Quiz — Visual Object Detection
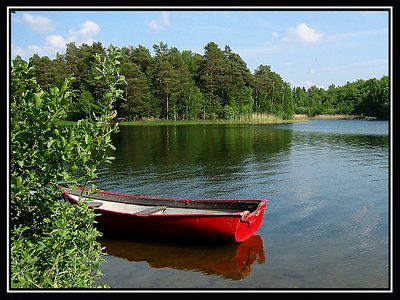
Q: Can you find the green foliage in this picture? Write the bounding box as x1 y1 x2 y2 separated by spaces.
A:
76 89 99 119
301 77 389 119
293 87 308 114
11 202 107 288
10 45 125 288
282 82 295 119
28 53 68 90
25 41 389 121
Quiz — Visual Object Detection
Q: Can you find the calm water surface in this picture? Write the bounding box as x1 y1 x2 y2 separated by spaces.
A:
94 120 390 290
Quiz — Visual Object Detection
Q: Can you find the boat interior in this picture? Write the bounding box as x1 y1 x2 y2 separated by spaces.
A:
62 187 262 215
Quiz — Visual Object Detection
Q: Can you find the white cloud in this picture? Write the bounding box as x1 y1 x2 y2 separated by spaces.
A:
68 20 101 44
80 38 97 45
21 13 54 33
241 22 324 58
15 20 101 59
45 35 67 50
79 20 101 35
23 37 67 59
287 23 324 44
147 13 170 31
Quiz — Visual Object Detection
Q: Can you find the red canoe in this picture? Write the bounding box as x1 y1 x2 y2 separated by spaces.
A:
61 187 268 242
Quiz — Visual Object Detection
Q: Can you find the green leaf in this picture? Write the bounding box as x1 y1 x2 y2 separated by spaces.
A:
34 94 42 108
16 176 22 188
60 79 68 93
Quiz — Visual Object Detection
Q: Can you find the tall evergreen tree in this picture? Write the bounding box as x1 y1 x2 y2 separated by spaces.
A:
199 42 229 118
150 42 180 120
120 61 156 119
253 64 274 114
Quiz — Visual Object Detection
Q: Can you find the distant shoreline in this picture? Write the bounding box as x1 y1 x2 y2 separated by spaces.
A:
294 114 378 120
118 113 307 126
59 114 383 128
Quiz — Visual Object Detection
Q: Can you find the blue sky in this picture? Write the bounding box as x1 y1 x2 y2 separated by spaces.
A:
9 7 390 89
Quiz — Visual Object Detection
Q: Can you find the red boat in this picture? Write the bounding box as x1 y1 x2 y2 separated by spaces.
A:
61 187 268 242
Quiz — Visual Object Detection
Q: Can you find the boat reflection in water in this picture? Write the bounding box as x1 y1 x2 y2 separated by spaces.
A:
99 234 266 280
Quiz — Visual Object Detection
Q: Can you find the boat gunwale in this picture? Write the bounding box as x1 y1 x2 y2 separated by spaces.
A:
61 187 267 218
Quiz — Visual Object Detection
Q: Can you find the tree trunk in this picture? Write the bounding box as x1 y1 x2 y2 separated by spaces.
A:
166 94 169 120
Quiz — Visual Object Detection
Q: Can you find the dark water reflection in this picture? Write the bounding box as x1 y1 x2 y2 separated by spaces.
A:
110 124 293 175
99 235 265 281
95 120 389 289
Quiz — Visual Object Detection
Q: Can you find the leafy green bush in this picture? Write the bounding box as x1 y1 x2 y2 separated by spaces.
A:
10 45 125 288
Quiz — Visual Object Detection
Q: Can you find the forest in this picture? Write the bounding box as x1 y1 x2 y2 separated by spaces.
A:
13 41 390 121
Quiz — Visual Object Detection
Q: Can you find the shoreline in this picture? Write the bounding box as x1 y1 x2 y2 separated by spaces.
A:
295 114 378 120
119 118 307 126
120 114 378 126
59 114 382 127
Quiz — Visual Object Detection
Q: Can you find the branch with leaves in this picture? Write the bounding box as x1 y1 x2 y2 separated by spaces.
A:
10 45 125 288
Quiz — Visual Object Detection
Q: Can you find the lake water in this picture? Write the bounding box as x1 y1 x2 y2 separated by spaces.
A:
94 120 390 291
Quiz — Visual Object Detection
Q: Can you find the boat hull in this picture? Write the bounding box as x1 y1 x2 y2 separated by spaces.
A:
96 209 264 242
61 187 267 242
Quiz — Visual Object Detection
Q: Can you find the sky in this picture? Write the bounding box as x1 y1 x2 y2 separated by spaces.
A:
8 7 390 89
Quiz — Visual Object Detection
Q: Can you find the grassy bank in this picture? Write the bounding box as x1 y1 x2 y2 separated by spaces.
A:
58 113 380 128
58 114 309 127
121 114 308 126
